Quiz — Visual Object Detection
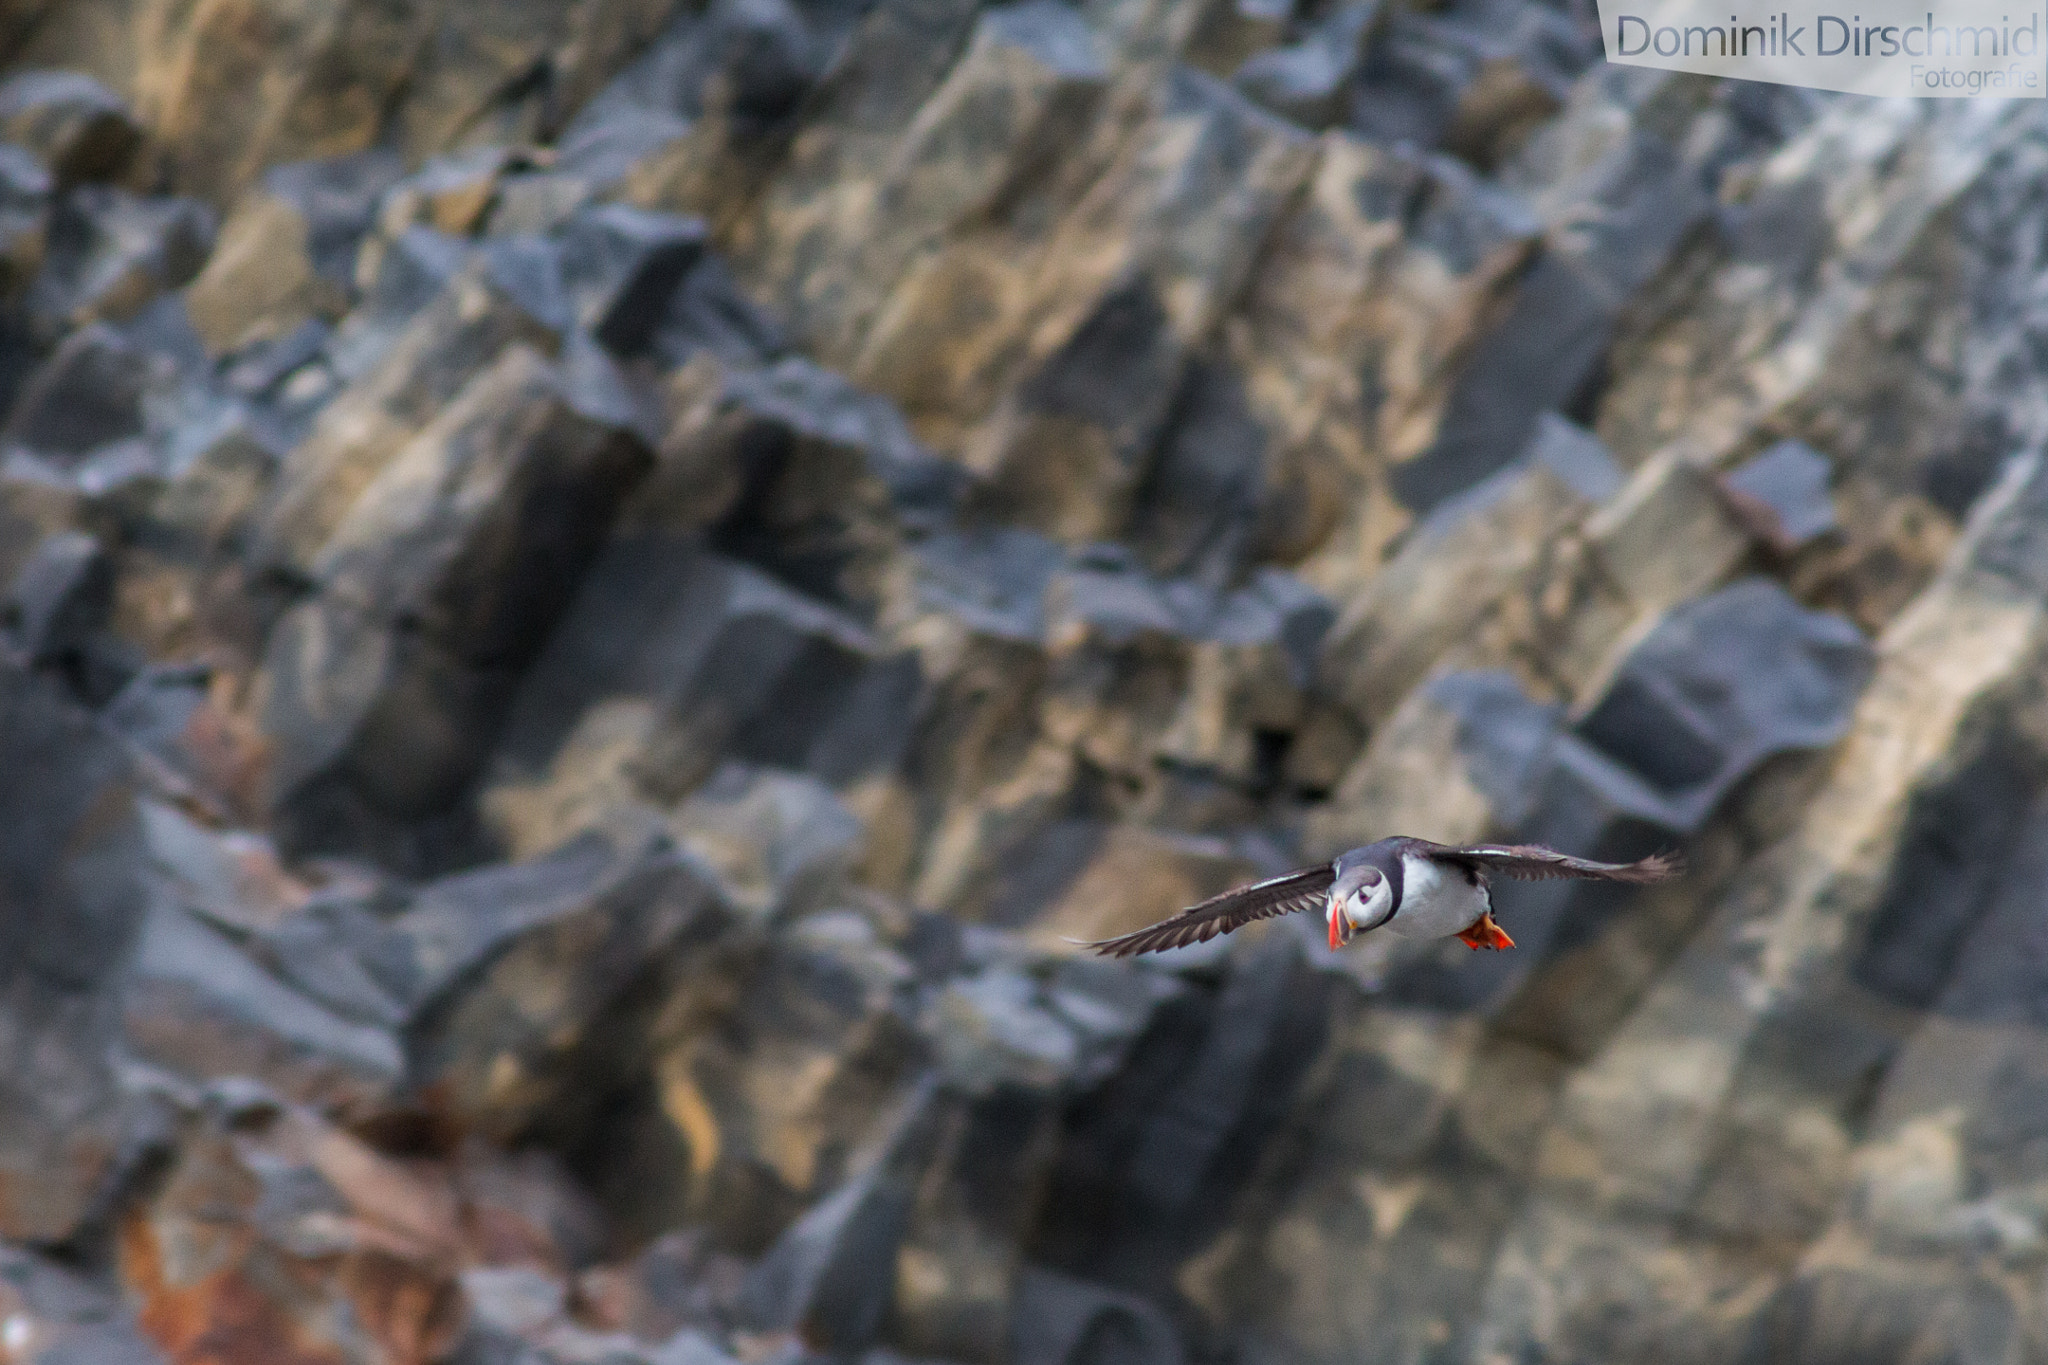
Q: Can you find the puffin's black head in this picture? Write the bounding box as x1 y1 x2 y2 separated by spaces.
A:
1326 842 1400 948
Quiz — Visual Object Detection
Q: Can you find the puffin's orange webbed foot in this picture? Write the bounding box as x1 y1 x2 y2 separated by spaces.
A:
1456 912 1515 951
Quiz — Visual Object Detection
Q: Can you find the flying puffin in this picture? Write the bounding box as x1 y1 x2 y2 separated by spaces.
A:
1083 838 1682 958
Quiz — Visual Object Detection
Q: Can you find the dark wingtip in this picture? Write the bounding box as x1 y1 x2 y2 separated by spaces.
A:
1633 850 1685 881
1067 933 1146 958
1077 925 1202 958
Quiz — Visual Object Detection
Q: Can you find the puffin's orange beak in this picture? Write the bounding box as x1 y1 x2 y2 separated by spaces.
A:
1328 903 1349 950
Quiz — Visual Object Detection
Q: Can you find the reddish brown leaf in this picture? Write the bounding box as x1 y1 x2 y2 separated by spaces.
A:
122 1217 348 1365
340 1251 466 1365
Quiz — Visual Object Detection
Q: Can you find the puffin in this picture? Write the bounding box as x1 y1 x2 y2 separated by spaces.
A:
1083 837 1681 958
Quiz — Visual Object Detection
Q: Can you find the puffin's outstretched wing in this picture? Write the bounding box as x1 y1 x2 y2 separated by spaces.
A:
1429 843 1683 883
1081 865 1335 958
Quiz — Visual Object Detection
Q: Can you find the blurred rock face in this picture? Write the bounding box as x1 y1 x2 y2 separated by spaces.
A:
0 3 2042 1364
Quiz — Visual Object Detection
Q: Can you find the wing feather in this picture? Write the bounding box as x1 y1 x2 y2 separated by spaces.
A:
1081 865 1334 958
1428 842 1683 883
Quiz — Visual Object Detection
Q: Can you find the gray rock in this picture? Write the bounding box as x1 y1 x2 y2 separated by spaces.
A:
700 0 829 132
461 1264 568 1339
1524 410 1624 503
406 837 729 1139
1010 1270 1183 1365
594 1233 751 1343
121 898 405 1112
1049 547 1331 668
1721 438 1838 552
1390 252 1607 511
2 529 108 664
0 72 141 187
1821 797 2048 1266
0 1243 167 1364
482 206 711 363
0 973 145 1245
479 234 578 337
376 146 514 237
442 1327 555 1365
486 172 608 239
650 255 788 369
720 355 960 531
1851 741 2044 1013
136 797 315 933
259 149 408 292
669 763 865 921
1005 272 1182 518
148 405 285 556
930 967 1082 1095
1121 930 1328 1220
560 203 709 355
222 317 330 399
737 1079 946 1353
585 895 924 1247
38 1323 170 1365
1 322 146 460
887 1081 1067 1361
261 892 411 1029
1738 1266 2018 1365
255 593 511 859
25 185 215 339
549 109 693 190
1574 577 1874 825
1212 568 1336 688
98 665 212 796
326 225 473 382
907 527 1065 642
1422 669 1567 826
252 258 569 585
566 8 716 128
1371 581 1870 1014
1399 575 1871 857
492 538 920 816
978 0 1108 76
259 344 650 849
1125 352 1269 583
558 329 666 446
0 660 151 1241
382 830 655 1013
1231 2 1379 128
101 663 205 734
1348 0 1592 161
1393 129 1709 510
0 143 49 300
650 1331 744 1365
1047 955 1190 1090
0 659 148 990
957 64 1313 544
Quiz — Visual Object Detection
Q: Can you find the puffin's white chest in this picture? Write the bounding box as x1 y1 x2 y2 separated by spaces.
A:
1382 855 1490 939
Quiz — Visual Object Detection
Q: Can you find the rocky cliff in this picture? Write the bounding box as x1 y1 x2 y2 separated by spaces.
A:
0 1 2043 1362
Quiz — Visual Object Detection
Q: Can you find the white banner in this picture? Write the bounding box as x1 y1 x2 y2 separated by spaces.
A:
1591 0 2048 96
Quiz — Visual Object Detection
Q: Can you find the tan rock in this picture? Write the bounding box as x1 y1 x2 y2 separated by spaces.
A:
131 0 429 204
184 189 343 356
254 264 561 577
1463 448 2048 1359
1318 454 1601 736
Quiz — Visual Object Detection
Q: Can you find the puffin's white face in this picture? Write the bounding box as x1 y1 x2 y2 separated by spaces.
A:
1327 866 1391 948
